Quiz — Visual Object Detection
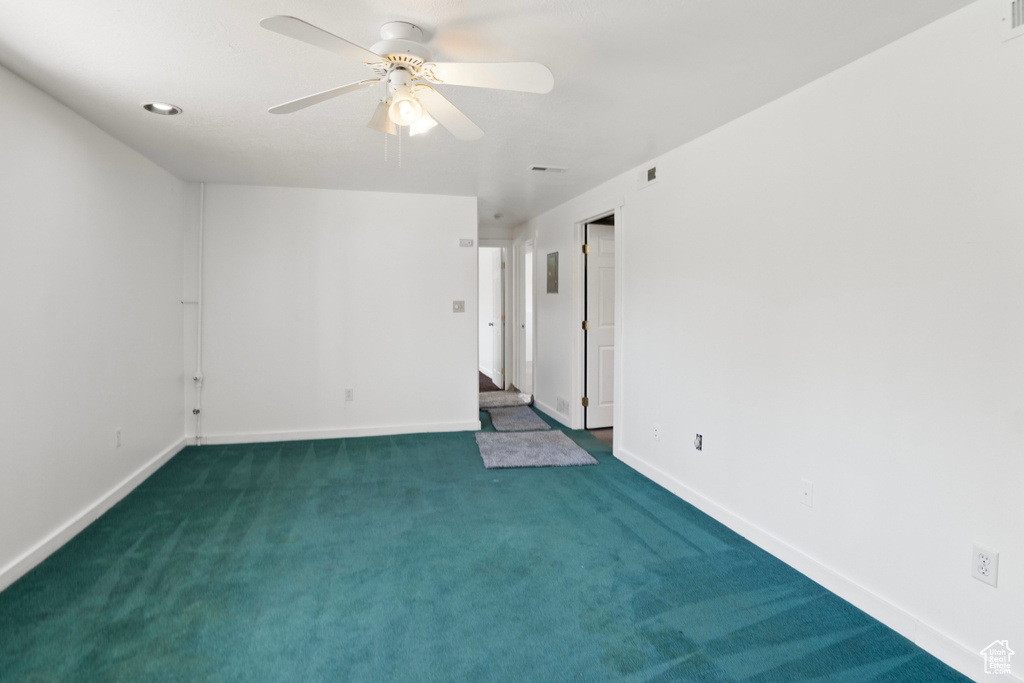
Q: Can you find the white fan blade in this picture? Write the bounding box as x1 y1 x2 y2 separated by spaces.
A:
415 87 484 141
367 101 397 135
423 62 553 94
260 15 383 65
269 80 378 114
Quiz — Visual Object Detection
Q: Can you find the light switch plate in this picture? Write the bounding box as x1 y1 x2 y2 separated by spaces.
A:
459 238 474 247
800 479 813 507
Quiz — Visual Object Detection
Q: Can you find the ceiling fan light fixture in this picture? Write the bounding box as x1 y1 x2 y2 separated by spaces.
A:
260 16 554 141
367 100 397 135
388 87 422 126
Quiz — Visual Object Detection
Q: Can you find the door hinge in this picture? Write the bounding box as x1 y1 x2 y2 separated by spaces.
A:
501 261 506 269
501 367 505 375
582 243 590 254
501 315 505 323
582 397 589 407
582 320 589 331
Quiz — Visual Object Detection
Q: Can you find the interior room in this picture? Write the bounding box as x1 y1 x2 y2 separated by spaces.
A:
1 1 1020 680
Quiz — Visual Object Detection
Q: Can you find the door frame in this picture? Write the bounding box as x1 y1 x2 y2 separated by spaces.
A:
512 238 535 395
572 206 624 433
479 239 513 389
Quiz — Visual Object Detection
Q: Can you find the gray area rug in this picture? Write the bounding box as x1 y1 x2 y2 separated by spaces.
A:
475 431 598 469
488 406 552 432
479 391 533 410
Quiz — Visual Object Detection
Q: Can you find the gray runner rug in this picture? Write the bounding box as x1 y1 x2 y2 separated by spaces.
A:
488 406 551 432
479 391 533 410
475 431 598 469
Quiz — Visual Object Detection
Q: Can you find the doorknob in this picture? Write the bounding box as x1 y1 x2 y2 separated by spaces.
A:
488 322 494 327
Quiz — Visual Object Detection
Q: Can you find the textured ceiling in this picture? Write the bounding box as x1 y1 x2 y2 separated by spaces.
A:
0 0 974 230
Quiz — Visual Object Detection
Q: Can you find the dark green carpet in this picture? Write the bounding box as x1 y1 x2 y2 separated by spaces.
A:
0 410 968 681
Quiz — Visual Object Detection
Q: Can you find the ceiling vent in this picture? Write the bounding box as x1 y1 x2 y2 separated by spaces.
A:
529 165 568 173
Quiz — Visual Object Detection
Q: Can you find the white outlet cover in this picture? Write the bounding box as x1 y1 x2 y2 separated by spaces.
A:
972 544 998 587
652 423 661 441
800 479 813 507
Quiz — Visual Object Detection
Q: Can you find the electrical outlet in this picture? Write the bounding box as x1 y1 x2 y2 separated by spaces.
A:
800 479 813 507
345 389 354 401
694 434 702 451
115 428 122 448
972 544 999 587
653 424 661 441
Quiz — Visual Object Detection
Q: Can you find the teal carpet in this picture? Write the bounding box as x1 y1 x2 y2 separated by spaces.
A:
0 410 968 681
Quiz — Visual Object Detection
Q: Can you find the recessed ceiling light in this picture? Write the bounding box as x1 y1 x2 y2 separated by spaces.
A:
143 102 182 116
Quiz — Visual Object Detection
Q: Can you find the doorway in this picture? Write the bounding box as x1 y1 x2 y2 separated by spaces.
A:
478 246 505 391
518 241 534 396
584 215 615 431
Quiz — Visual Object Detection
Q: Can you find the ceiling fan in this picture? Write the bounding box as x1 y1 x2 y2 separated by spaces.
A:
260 16 554 141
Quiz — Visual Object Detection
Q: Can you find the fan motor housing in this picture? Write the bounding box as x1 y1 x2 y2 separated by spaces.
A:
371 22 431 64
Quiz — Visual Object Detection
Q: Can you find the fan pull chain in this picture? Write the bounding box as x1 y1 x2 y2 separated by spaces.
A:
398 126 403 169
383 129 389 163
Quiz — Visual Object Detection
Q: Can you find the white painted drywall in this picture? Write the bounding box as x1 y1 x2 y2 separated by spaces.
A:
516 2 1023 678
478 248 495 375
181 183 202 439
194 184 479 442
0 65 186 587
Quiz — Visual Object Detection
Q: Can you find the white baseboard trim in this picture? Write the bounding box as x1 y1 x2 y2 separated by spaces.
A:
533 400 569 427
614 446 1008 683
195 420 482 446
0 437 187 593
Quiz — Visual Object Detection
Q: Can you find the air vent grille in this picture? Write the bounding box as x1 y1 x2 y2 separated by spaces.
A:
529 165 568 173
636 165 658 189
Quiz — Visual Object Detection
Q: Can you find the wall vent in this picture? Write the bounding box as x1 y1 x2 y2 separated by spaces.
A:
636 165 659 189
529 165 568 173
1003 1 1024 41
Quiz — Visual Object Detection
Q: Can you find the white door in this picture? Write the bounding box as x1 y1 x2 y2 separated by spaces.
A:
490 248 504 389
585 224 614 428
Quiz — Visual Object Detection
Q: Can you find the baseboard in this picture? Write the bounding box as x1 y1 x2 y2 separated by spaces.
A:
533 400 569 427
196 419 482 446
0 437 187 593
614 446 1011 683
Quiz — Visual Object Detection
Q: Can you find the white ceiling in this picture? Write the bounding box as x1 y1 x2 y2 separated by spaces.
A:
0 0 974 231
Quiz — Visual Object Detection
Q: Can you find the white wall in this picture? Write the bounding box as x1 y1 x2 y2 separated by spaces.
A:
517 3 1022 679
0 65 187 589
194 184 479 443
